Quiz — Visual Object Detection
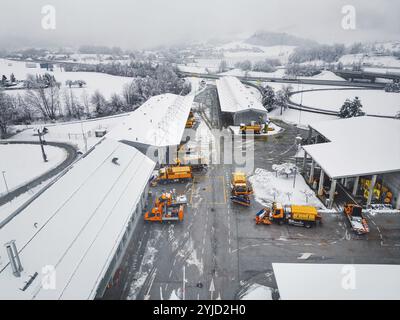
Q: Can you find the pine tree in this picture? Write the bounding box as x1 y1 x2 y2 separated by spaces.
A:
339 97 365 118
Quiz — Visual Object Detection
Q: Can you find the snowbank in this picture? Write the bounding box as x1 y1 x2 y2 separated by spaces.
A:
239 284 274 300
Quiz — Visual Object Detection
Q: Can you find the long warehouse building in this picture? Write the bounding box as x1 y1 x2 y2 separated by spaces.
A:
0 138 155 299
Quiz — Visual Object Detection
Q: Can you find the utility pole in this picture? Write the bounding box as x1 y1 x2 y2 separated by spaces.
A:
2 171 9 194
80 121 88 153
37 129 48 162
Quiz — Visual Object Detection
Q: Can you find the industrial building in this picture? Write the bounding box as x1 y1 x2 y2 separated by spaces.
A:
0 138 155 299
108 93 194 164
216 76 268 126
301 116 400 209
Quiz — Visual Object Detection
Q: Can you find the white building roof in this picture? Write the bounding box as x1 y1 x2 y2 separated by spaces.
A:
303 116 400 179
107 93 194 147
216 76 267 114
273 263 400 300
0 138 155 299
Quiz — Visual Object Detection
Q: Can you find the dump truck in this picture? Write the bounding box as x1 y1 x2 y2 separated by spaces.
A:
239 122 262 134
144 191 187 223
255 202 321 228
157 166 193 184
343 203 369 235
230 172 253 206
185 111 196 128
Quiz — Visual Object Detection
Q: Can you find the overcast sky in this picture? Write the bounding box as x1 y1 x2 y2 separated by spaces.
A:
1 0 399 49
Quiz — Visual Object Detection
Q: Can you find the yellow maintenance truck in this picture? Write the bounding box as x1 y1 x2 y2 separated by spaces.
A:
185 111 196 128
255 202 321 228
239 122 262 134
230 172 253 206
156 166 193 184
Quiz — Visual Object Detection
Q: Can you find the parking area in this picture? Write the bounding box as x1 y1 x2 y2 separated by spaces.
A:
103 85 400 300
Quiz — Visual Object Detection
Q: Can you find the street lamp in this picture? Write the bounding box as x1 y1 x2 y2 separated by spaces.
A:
2 171 9 195
37 128 48 162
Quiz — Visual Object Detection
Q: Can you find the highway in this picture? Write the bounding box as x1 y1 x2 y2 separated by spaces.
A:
177 71 387 89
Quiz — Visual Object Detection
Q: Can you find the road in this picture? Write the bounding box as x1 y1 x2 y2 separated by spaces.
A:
177 71 387 89
103 85 400 300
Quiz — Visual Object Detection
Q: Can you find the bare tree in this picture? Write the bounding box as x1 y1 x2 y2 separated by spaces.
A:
24 74 61 120
0 90 15 138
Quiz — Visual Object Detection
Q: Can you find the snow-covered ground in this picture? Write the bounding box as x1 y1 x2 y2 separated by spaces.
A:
299 70 346 82
216 42 296 65
269 108 337 130
249 168 325 209
339 54 400 68
10 113 134 151
0 144 67 196
291 89 400 117
1 58 134 105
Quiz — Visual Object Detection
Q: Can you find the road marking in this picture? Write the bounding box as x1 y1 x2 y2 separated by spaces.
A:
144 269 157 300
169 270 173 278
298 253 313 260
209 278 215 300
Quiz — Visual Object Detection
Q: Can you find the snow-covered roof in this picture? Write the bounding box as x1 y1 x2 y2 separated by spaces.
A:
0 138 155 299
107 93 194 147
273 263 400 300
303 116 400 179
216 76 267 114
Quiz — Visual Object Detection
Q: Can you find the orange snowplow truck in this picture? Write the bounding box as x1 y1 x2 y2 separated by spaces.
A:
158 166 193 183
256 202 321 228
144 192 186 222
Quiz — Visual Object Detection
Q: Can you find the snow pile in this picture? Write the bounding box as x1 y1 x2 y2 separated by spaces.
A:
239 284 274 300
249 168 324 208
308 71 346 81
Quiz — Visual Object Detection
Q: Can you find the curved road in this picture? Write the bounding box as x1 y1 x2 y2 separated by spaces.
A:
0 140 78 207
287 87 398 119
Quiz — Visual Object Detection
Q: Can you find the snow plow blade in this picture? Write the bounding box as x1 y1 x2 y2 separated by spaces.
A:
231 195 250 207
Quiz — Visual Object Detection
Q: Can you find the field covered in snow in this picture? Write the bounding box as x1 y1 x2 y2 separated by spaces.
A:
0 144 66 195
0 58 134 105
291 89 400 117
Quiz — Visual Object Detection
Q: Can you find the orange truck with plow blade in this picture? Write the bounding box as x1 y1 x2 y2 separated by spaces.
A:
144 192 187 223
255 202 322 228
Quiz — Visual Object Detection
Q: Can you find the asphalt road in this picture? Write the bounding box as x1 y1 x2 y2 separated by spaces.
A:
103 85 400 300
